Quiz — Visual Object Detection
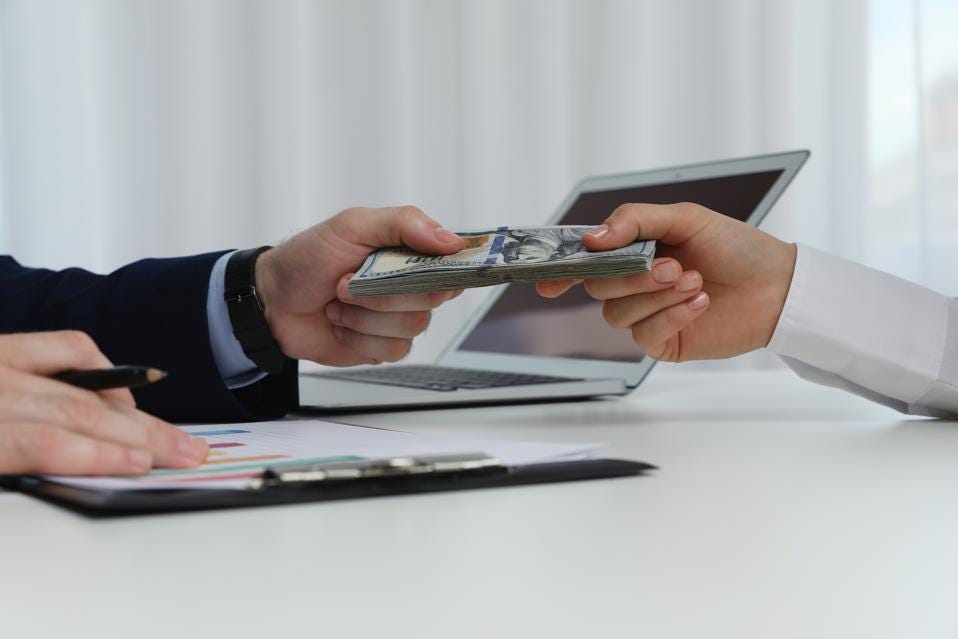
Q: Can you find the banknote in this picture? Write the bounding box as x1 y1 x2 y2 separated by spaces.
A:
348 225 655 296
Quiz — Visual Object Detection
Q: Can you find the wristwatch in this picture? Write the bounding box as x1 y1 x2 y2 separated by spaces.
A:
224 246 288 375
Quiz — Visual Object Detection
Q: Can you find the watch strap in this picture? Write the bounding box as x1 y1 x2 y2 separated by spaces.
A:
224 247 288 375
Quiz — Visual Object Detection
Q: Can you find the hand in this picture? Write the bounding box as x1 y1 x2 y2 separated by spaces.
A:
537 203 796 361
254 206 466 366
0 331 209 474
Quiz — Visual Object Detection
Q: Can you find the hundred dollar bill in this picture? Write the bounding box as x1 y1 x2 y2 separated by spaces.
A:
348 226 655 296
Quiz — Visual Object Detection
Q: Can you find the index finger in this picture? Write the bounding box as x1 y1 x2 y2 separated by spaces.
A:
0 331 135 407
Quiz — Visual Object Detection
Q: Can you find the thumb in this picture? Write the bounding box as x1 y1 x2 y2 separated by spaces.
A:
582 203 711 251
338 206 466 255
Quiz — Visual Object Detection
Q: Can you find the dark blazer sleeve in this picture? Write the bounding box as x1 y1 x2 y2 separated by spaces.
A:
0 253 298 422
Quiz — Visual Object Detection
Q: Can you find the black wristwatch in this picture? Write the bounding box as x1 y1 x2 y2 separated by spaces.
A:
224 247 288 375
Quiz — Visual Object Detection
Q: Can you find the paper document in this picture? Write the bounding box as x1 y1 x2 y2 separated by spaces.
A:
47 420 600 491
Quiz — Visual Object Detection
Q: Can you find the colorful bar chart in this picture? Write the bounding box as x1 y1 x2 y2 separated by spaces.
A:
189 429 251 436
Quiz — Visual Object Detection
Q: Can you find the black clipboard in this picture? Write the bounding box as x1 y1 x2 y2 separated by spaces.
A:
0 454 655 517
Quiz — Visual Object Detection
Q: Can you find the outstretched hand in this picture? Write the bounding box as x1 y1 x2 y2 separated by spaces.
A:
255 206 466 367
537 203 796 362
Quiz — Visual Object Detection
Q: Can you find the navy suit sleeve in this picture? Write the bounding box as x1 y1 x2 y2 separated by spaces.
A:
0 254 298 421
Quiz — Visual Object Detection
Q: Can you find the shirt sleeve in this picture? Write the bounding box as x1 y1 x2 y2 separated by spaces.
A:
206 251 269 390
767 244 958 418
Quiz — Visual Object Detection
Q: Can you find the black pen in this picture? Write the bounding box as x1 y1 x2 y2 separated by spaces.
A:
52 365 168 391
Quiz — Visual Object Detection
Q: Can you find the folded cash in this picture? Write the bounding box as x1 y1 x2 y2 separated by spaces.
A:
348 226 655 296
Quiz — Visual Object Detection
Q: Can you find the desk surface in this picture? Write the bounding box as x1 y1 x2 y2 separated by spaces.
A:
2 367 957 638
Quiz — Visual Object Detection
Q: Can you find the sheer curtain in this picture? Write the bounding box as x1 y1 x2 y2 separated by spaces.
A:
0 0 954 363
868 0 958 294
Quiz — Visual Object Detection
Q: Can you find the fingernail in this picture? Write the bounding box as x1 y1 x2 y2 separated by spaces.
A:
326 301 342 323
332 325 345 341
688 292 709 310
177 435 200 458
191 436 208 456
586 224 609 239
677 271 701 292
435 227 461 244
128 448 151 468
652 262 679 283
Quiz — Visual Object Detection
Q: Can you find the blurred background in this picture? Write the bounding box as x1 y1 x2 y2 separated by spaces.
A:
1 0 955 365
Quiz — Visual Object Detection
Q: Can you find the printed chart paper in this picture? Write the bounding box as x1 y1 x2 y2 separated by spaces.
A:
46 419 600 491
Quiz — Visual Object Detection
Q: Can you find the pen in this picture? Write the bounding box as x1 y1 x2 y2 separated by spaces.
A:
52 365 168 391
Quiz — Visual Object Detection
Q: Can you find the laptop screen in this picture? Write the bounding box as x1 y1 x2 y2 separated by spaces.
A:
456 170 784 362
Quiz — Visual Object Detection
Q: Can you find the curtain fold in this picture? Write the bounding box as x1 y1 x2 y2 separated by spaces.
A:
0 0 954 363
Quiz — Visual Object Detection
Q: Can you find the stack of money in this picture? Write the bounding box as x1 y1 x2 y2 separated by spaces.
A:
348 226 655 296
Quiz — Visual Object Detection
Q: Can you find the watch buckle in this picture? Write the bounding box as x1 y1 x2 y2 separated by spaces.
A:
225 285 264 311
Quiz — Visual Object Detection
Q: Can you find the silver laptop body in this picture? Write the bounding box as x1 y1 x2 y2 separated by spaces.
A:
299 150 809 411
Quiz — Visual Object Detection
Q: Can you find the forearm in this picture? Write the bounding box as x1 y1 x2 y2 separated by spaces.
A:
0 253 296 421
767 245 958 417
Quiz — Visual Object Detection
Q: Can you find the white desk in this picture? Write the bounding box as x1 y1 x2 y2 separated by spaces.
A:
2 368 957 638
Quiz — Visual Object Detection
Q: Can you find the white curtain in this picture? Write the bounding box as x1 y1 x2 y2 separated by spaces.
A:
0 0 954 363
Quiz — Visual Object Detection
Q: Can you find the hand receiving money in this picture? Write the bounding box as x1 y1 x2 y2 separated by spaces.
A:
348 226 656 296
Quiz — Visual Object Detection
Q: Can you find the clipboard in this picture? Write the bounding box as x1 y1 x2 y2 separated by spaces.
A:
0 454 655 517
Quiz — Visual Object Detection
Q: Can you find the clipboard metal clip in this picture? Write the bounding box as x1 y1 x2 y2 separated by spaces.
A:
249 452 505 489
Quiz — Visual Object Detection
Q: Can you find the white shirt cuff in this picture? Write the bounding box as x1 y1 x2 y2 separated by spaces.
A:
206 251 269 390
768 243 950 407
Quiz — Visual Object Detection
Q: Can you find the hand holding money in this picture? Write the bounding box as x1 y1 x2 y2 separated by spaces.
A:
538 202 797 363
348 226 656 296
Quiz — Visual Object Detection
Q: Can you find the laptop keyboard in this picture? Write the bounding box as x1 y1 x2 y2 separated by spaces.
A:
311 365 581 392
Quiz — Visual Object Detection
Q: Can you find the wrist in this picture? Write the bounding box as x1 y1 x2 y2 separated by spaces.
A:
762 241 797 346
224 247 288 374
253 248 280 334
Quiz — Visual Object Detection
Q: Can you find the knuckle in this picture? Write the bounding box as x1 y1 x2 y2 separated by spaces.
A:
665 303 690 329
58 394 104 428
397 205 425 224
612 202 645 220
339 304 364 330
61 330 97 353
658 341 679 362
675 201 702 217
408 311 431 335
367 296 395 312
428 291 449 307
338 326 358 347
386 340 412 362
148 415 177 436
119 408 154 447
91 441 125 471
602 301 629 329
630 322 654 350
23 425 67 462
583 280 604 299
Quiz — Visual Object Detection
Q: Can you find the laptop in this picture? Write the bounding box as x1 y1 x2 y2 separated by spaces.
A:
299 150 809 411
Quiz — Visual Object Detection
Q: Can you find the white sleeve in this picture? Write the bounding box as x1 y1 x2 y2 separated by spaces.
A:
767 244 958 418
